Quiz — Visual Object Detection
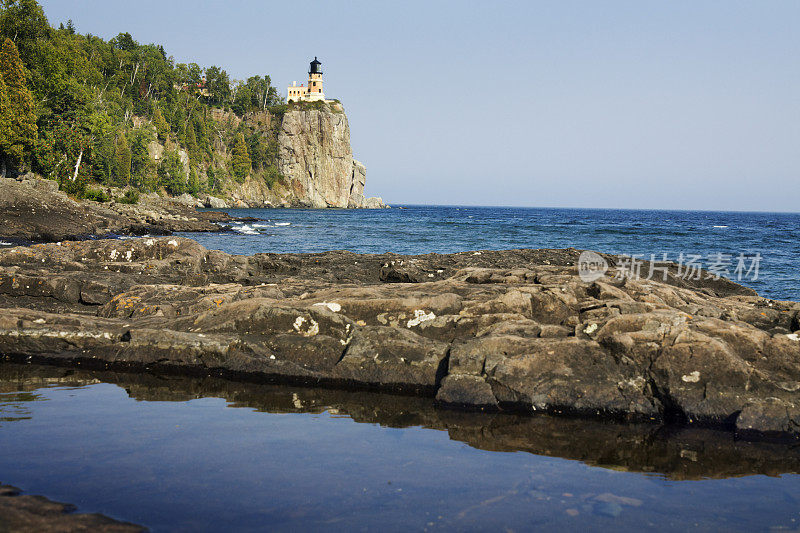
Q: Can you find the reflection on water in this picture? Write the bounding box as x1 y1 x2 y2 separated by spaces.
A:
0 391 40 423
0 363 799 531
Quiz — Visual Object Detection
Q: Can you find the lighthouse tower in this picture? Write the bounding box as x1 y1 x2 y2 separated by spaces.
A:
306 57 325 101
286 57 330 103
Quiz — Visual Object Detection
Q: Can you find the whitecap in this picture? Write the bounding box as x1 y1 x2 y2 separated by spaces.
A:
0 241 12 246
234 224 259 235
275 222 291 226
712 225 728 228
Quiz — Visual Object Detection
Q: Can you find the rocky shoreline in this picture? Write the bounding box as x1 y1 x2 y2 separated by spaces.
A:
0 235 798 439
0 176 235 243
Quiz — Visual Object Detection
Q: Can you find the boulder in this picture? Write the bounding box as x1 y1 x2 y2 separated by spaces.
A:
204 195 229 209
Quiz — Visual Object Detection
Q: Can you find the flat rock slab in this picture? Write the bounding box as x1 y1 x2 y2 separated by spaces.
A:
0 237 798 439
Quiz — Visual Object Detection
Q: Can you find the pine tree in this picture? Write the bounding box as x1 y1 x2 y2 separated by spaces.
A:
0 38 37 169
185 122 198 166
231 133 251 180
187 168 200 194
0 72 12 177
153 107 169 141
114 132 132 185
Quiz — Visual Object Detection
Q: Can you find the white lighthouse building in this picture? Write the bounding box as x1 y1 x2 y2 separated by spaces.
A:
286 57 326 103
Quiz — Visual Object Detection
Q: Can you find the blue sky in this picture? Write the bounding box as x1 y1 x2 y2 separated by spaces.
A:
40 1 799 211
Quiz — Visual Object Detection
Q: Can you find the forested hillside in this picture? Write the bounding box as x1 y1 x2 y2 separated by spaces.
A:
0 0 289 200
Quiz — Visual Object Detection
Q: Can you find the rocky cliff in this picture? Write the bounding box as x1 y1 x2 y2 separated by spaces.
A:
222 106 384 209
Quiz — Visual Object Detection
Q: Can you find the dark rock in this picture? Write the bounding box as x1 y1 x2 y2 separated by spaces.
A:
0 483 144 532
436 374 499 410
0 177 230 242
334 326 450 391
0 237 797 439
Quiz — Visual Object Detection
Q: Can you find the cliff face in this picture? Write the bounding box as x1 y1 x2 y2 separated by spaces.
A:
224 106 383 209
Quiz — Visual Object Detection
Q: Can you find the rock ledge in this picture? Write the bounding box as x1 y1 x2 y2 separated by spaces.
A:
0 237 798 439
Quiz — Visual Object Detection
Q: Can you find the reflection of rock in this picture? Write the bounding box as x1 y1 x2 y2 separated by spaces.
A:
0 483 143 532
1 363 799 481
0 237 799 439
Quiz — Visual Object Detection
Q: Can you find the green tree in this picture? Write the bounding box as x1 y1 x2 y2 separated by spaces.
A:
184 120 198 165
158 149 185 194
0 37 37 171
114 132 131 185
187 167 200 195
0 71 12 176
110 32 137 51
0 0 50 63
231 132 251 180
129 126 154 186
152 107 169 141
204 65 231 106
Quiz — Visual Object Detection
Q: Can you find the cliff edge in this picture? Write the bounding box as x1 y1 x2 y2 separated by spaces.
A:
221 105 384 209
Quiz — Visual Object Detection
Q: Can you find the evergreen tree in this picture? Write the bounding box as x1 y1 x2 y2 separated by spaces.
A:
187 168 200 195
185 121 199 166
114 132 132 185
158 149 185 195
129 127 154 186
231 132 251 180
153 107 169 141
0 37 36 170
0 72 12 176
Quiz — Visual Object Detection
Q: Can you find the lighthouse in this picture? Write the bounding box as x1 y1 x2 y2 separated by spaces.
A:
306 57 324 101
286 57 328 103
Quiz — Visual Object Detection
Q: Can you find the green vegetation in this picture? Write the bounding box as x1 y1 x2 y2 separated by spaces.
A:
0 0 286 196
119 188 139 204
288 100 328 111
231 133 251 180
82 187 109 202
0 36 36 175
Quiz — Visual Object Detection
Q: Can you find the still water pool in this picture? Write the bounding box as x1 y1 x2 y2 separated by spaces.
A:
1 364 798 532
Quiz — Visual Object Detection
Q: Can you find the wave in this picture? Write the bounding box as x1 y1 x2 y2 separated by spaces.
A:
233 224 259 235
712 225 729 228
275 222 291 226
0 241 12 246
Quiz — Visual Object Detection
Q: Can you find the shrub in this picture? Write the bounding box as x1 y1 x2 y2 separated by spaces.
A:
119 189 139 204
83 188 109 202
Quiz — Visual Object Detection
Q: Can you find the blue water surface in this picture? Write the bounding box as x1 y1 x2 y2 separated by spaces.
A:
181 206 800 300
1 375 799 532
1 206 799 531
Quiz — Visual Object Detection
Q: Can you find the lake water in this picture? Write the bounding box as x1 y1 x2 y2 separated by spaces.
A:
2 206 799 530
1 364 799 532
183 206 800 301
